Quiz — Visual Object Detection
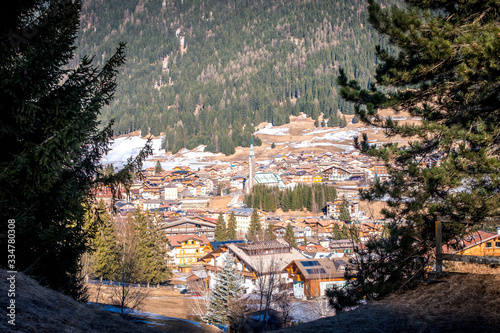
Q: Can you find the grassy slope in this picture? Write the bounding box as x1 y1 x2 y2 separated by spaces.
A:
0 269 184 333
272 271 500 333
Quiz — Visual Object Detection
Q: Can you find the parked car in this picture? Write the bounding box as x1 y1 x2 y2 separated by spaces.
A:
180 289 188 294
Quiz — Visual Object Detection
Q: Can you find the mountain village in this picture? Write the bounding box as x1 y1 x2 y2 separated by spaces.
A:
93 136 500 326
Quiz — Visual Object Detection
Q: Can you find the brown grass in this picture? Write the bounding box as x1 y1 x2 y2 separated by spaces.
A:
0 270 163 333
86 284 221 333
0 270 221 333
208 195 234 210
271 272 500 333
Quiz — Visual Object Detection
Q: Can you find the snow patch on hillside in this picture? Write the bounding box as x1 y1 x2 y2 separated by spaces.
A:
102 136 163 166
102 136 224 170
255 123 290 136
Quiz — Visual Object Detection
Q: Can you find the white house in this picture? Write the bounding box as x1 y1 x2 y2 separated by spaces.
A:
164 183 179 200
225 208 266 236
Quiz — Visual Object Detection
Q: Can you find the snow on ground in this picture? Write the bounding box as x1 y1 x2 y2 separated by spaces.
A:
102 136 225 171
320 128 369 142
103 136 163 167
305 127 337 135
386 116 408 121
102 121 384 169
91 303 203 328
255 123 290 136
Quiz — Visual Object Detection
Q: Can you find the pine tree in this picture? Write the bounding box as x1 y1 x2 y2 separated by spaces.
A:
331 223 342 241
248 208 262 240
284 223 297 248
215 213 228 241
352 113 360 124
339 115 348 128
271 142 276 149
0 0 151 298
155 161 163 174
227 212 237 240
133 206 154 283
205 253 244 329
131 206 171 284
266 224 277 241
103 164 115 176
338 198 352 223
147 210 172 285
330 0 500 308
93 200 121 281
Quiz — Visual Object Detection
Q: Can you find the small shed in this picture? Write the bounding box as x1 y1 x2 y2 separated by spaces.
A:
178 263 192 273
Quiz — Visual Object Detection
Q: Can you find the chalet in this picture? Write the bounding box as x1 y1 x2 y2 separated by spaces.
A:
357 223 384 241
161 217 217 241
200 240 306 294
283 258 348 299
273 225 287 239
369 163 390 181
142 187 162 200
326 200 359 220
321 164 364 181
445 229 500 257
329 239 356 256
292 225 312 242
290 172 323 183
133 199 164 211
302 219 333 238
167 234 210 265
163 211 181 219
116 202 135 214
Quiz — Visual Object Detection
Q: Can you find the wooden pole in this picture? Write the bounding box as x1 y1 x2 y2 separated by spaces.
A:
435 219 443 273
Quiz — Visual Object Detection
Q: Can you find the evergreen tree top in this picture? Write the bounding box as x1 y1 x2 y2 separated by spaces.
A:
339 0 500 222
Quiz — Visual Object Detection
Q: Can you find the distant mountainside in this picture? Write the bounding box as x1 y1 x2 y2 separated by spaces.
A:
77 0 400 155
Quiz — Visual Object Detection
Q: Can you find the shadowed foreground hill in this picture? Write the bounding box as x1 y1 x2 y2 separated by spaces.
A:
0 269 164 333
272 272 500 333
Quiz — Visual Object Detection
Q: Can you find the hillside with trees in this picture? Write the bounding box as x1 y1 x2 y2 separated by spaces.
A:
76 0 400 155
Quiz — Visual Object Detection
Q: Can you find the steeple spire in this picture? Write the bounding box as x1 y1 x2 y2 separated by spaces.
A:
249 137 255 157
246 137 256 194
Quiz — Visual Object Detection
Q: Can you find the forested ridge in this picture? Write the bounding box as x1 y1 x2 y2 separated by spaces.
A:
77 0 400 155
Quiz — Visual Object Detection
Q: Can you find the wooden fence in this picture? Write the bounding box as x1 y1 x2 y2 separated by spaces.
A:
435 216 500 273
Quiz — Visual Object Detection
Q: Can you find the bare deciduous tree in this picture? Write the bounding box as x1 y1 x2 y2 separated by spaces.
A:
306 296 335 319
254 255 282 327
274 290 296 328
189 277 212 322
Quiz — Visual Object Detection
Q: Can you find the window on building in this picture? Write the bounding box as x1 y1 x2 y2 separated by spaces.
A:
486 242 492 248
496 242 500 248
